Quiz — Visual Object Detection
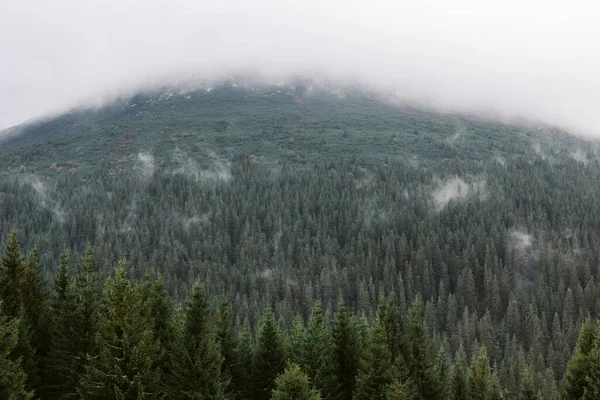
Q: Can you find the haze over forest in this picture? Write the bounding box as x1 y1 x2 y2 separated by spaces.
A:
2 0 600 136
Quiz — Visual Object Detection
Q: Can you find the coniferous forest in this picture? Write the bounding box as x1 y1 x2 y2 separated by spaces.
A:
1 83 600 398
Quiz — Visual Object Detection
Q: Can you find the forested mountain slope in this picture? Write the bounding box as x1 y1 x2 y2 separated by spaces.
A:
1 79 600 398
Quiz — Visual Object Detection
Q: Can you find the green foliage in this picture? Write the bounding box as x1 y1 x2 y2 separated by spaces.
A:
467 347 502 400
216 298 240 398
165 281 224 399
299 302 337 399
254 310 287 400
354 312 395 400
271 363 321 400
0 303 33 400
43 249 80 398
331 299 361 400
2 82 600 399
0 231 25 318
78 259 162 399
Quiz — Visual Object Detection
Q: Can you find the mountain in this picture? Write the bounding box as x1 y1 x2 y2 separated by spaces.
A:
1 79 593 178
2 78 600 398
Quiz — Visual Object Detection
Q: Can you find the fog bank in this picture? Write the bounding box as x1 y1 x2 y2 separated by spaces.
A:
2 0 600 136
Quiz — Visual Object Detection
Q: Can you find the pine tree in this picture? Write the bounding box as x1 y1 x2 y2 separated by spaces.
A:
236 328 254 400
254 309 287 400
1 232 47 394
561 317 595 399
467 347 502 400
433 347 450 399
584 339 600 400
288 316 305 364
451 346 468 400
43 250 80 398
165 281 225 399
406 297 439 399
0 231 25 318
143 276 173 375
0 302 33 400
386 374 418 400
19 247 48 393
519 366 536 400
271 364 321 400
353 312 394 400
216 298 240 398
331 299 361 400
299 301 337 399
78 260 162 399
72 245 100 378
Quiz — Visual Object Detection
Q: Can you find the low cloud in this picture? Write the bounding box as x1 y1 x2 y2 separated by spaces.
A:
172 149 232 184
2 0 600 136
23 175 67 223
432 176 487 211
134 152 155 179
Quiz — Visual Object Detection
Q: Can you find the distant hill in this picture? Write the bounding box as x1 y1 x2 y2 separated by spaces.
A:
0 79 593 178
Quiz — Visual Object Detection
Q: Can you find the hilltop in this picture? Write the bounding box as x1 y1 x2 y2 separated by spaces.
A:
0 79 593 179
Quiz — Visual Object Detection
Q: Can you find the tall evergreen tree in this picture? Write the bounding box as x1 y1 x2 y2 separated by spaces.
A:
561 317 595 399
72 245 100 378
43 250 80 398
353 312 394 400
271 364 321 400
299 301 337 399
165 281 225 399
406 298 440 399
0 303 33 400
331 299 361 400
0 231 25 318
450 346 468 400
253 309 286 400
78 260 162 399
236 328 255 400
467 347 502 400
216 298 240 398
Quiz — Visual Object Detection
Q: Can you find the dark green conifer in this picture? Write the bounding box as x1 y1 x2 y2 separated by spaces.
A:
331 299 361 400
354 312 394 400
0 303 33 400
254 309 286 400
78 260 162 399
271 363 321 400
166 281 225 399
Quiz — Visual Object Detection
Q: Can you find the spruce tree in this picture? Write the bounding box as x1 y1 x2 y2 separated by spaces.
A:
216 298 240 398
331 299 361 400
300 301 337 399
236 328 255 399
72 244 100 377
0 231 24 318
20 247 48 393
271 364 321 400
467 347 502 400
451 346 468 400
0 303 33 400
43 250 80 398
519 366 536 400
406 298 439 399
561 317 595 399
143 276 173 375
353 312 394 400
78 260 162 399
253 309 286 400
165 281 225 399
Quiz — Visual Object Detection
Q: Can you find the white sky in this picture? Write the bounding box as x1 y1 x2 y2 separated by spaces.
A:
2 0 600 135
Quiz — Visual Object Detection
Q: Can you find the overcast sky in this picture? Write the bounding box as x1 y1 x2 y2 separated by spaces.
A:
2 0 600 135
